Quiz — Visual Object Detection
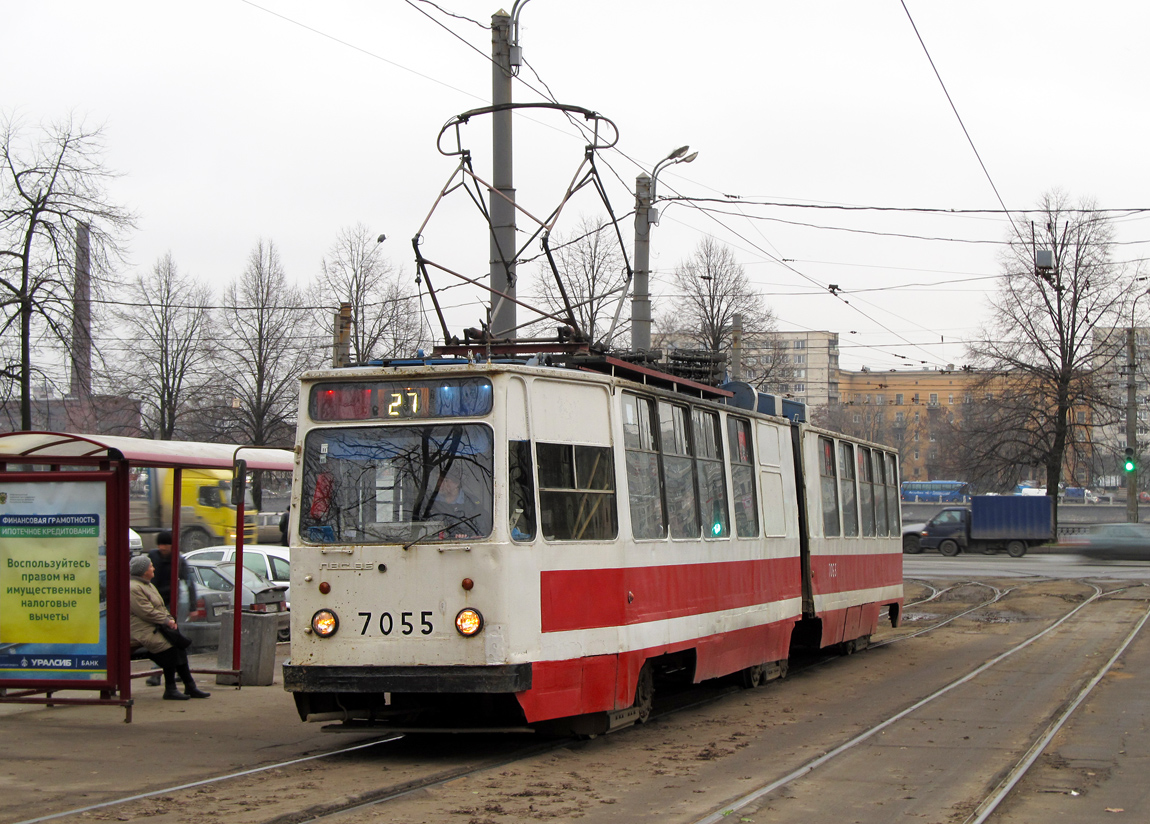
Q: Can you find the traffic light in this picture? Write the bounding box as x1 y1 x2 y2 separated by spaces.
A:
1124 447 1136 473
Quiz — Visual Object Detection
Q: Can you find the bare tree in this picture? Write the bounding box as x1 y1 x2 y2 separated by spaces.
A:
961 190 1134 515
659 238 777 383
0 114 133 429
666 238 775 351
109 253 214 439
212 240 317 506
313 224 428 362
528 216 630 347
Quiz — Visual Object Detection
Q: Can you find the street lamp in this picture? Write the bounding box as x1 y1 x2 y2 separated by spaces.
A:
632 145 698 352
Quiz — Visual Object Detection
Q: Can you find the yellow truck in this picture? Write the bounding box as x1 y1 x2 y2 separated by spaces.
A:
130 467 258 550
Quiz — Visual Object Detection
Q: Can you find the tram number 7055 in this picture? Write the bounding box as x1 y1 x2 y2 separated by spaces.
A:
358 611 434 636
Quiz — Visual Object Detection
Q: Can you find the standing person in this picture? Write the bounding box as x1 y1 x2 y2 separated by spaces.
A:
144 530 197 685
128 554 210 700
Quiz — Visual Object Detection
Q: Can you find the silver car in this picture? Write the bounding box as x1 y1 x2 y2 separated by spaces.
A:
184 560 289 648
182 546 290 605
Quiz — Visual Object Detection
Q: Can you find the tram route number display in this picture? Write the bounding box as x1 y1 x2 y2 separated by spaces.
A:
358 610 435 636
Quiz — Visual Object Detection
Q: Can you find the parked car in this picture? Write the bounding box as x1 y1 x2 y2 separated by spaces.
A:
1062 523 1150 561
182 546 290 605
184 559 289 648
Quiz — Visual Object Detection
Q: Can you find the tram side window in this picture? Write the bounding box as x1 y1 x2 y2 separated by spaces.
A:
693 408 729 538
727 417 758 538
819 437 840 537
858 446 876 537
536 443 618 541
885 455 901 531
872 450 889 536
622 393 666 540
508 440 537 541
659 401 700 538
839 442 859 537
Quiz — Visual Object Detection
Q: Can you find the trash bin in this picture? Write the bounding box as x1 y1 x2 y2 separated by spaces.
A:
216 610 278 686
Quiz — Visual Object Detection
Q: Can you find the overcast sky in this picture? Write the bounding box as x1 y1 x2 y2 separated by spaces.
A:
4 0 1148 371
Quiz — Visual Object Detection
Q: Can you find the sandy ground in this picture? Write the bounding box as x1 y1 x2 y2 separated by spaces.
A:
3 578 1149 824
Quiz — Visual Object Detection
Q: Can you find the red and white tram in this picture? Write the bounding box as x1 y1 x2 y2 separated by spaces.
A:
283 354 902 734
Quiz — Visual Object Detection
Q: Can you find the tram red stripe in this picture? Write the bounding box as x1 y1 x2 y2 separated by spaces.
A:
518 618 798 722
808 552 902 595
540 557 802 633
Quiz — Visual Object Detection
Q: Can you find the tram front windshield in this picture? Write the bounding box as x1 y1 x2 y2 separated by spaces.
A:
300 424 494 544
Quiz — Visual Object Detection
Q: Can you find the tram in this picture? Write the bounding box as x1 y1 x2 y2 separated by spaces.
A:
283 353 903 734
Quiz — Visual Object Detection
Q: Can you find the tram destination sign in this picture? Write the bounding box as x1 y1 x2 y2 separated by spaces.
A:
310 377 493 421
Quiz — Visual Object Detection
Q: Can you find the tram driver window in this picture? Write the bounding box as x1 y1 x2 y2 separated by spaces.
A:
299 425 494 544
508 440 537 541
536 443 618 541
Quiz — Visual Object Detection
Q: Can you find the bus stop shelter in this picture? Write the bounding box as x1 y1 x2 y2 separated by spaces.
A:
0 432 294 721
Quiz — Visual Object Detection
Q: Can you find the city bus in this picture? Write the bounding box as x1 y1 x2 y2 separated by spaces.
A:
900 480 970 503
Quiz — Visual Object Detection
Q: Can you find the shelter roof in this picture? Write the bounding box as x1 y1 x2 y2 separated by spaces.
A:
0 431 293 471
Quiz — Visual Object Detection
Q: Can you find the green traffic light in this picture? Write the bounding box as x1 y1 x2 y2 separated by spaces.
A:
1126 458 1137 472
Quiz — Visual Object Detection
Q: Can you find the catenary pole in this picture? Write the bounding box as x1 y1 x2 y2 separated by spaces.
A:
489 11 516 339
632 173 653 351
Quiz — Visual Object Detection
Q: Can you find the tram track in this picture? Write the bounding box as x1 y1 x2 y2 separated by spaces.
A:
14 578 1000 824
20 577 1138 824
691 581 1150 824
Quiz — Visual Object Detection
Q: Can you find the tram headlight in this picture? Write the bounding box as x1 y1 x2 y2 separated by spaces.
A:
311 609 339 637
455 608 483 636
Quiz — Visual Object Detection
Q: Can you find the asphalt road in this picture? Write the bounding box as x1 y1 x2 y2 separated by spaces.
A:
906 550 1150 580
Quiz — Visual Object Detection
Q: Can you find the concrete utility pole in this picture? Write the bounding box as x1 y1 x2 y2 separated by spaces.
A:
489 10 517 339
1127 326 1139 523
71 222 92 400
632 173 653 351
332 302 352 367
631 146 697 352
731 313 743 381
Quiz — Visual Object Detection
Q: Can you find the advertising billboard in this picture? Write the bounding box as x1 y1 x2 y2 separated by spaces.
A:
0 481 108 682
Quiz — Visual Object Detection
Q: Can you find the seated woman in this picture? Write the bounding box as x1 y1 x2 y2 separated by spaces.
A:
128 554 210 700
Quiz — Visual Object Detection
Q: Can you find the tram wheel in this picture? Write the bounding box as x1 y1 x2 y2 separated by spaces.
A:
634 662 655 724
1006 540 1028 558
939 539 960 557
739 663 766 689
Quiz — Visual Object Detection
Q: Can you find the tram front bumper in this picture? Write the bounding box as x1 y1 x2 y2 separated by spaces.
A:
282 663 532 694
